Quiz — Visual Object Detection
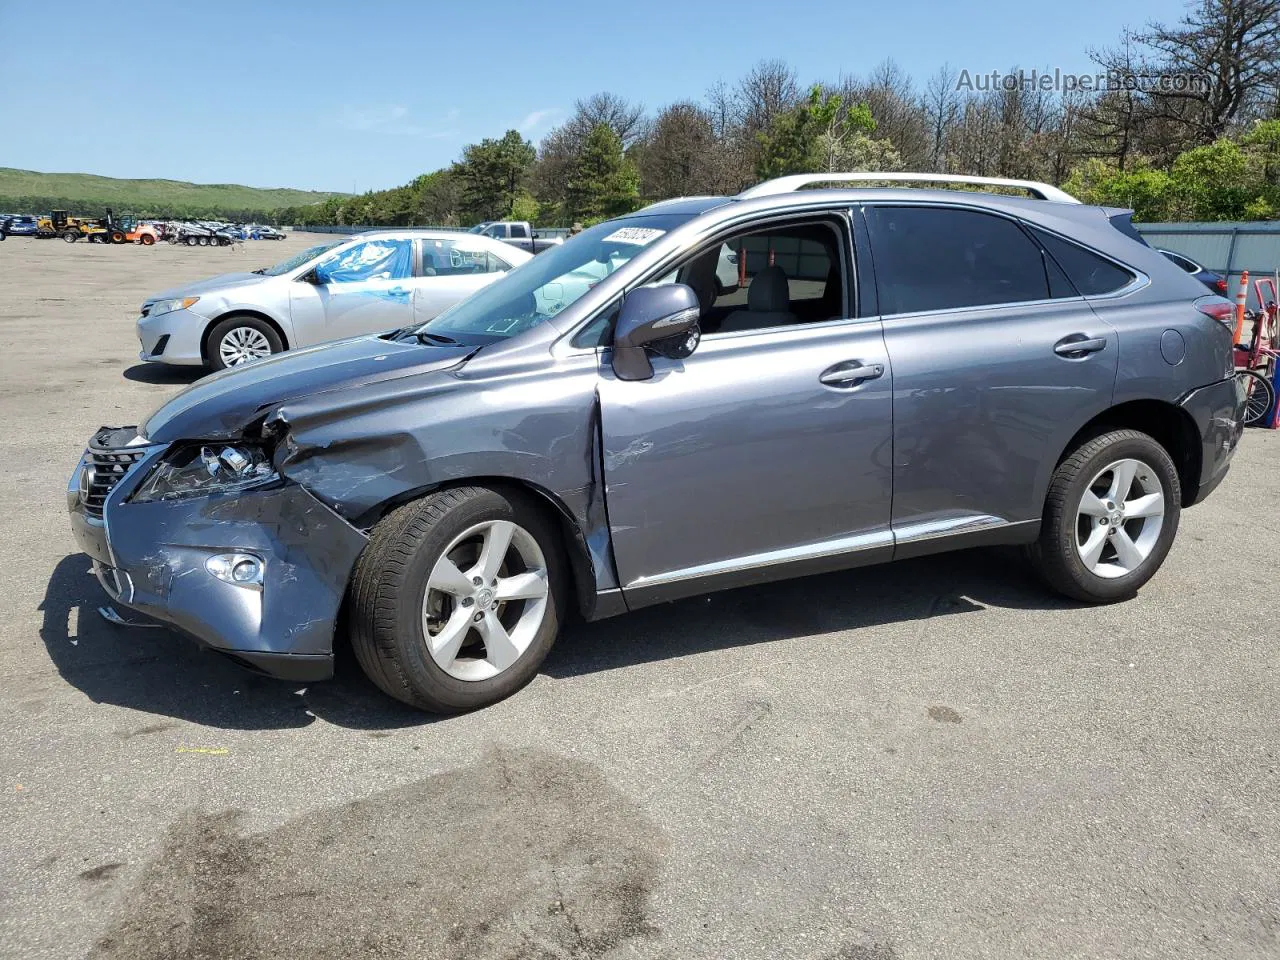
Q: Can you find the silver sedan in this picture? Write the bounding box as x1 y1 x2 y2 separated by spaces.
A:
136 230 531 369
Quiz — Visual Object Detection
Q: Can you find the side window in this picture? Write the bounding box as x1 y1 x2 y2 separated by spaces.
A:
1029 227 1135 296
421 238 506 276
678 220 848 335
315 239 413 283
865 206 1049 315
510 224 529 239
484 224 506 240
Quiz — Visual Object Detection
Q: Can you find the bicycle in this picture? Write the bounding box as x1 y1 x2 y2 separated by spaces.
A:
1233 278 1278 427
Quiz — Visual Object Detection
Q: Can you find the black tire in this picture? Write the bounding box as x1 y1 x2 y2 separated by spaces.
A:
62 230 79 243
348 486 567 713
185 236 198 246
205 314 283 370
1029 428 1181 603
1237 369 1275 426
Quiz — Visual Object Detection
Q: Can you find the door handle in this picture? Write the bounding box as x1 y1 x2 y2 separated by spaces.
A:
1054 335 1108 358
819 360 885 387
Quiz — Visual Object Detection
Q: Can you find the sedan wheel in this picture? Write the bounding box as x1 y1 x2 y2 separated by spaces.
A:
218 326 273 366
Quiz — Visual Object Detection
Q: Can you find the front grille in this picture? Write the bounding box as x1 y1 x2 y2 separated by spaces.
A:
83 430 148 518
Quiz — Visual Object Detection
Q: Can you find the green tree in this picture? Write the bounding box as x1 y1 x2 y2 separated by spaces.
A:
1064 158 1177 221
755 85 879 179
565 123 640 223
453 130 536 223
1170 138 1253 219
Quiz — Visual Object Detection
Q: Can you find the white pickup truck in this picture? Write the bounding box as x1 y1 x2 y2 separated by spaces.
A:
468 221 564 254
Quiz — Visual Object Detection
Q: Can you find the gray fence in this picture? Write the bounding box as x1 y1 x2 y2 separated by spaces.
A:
1134 222 1280 308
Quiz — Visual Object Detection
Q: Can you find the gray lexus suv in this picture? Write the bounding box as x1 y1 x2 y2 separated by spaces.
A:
68 173 1244 713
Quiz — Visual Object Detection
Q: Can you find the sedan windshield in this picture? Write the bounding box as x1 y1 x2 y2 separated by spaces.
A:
259 239 346 277
410 214 694 345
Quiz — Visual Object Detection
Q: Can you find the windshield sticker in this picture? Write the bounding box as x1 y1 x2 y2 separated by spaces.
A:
600 227 665 246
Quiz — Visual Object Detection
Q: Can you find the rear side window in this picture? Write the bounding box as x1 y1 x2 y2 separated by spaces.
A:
1029 228 1134 296
510 223 529 238
864 206 1049 315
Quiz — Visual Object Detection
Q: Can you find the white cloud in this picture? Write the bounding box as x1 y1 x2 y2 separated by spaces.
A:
338 105 457 139
518 108 562 135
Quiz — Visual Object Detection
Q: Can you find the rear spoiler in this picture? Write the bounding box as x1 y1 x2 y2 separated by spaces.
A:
1101 207 1146 245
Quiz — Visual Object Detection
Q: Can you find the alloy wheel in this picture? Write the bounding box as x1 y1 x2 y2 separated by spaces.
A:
421 519 550 681
219 327 273 366
1075 458 1165 578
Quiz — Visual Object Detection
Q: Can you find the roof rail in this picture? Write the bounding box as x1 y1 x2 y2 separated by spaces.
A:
738 172 1081 204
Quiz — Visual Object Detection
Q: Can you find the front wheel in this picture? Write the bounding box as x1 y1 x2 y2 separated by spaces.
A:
1237 369 1275 426
349 486 566 713
1029 429 1181 603
206 315 282 370
62 230 79 243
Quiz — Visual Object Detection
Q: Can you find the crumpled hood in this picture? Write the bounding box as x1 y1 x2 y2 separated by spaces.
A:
146 272 268 302
142 336 472 443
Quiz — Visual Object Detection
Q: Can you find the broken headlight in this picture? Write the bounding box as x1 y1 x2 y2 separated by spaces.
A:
132 444 278 502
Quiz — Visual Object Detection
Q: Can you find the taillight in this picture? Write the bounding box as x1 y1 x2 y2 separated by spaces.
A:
1195 296 1235 327
1215 278 1228 293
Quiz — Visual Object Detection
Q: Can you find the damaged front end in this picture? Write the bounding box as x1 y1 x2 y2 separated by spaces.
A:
67 424 367 680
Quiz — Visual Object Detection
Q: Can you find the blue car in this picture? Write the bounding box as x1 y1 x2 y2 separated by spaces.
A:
1159 249 1228 295
4 215 39 236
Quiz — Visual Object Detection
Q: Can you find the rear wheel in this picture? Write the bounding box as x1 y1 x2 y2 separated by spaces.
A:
1237 368 1275 426
1029 429 1180 603
206 315 282 370
62 230 79 243
349 486 566 713
140 233 155 246
185 236 198 246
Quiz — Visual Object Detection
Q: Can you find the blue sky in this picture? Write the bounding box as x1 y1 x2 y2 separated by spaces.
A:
0 0 1179 193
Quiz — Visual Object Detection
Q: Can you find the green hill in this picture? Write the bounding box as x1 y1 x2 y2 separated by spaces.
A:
0 167 346 220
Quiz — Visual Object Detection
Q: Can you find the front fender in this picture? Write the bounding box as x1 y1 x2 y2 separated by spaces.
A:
273 351 622 602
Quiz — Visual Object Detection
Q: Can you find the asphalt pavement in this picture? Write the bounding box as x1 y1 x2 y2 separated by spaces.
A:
1 234 1277 959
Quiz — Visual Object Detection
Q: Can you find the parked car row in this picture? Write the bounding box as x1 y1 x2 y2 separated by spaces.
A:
0 211 287 246
72 172 1244 716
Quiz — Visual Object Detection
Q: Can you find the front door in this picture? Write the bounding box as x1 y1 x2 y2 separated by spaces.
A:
599 324 894 605
313 237 416 339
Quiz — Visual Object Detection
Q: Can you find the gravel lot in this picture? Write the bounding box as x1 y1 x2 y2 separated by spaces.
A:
1 233 1278 960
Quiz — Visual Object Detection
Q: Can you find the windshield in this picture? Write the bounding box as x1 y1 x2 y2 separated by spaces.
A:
411 214 693 345
466 223 489 234
260 238 346 277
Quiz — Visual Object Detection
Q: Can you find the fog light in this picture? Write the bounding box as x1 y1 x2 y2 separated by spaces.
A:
206 553 264 589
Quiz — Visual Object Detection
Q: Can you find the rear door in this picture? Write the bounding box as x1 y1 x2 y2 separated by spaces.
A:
312 237 416 339
863 203 1120 545
412 237 513 322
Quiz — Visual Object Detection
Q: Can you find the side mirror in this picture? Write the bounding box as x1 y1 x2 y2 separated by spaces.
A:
299 267 323 285
611 284 702 381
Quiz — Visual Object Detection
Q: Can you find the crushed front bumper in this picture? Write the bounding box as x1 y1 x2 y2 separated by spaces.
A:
67 435 367 681
1179 374 1246 506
